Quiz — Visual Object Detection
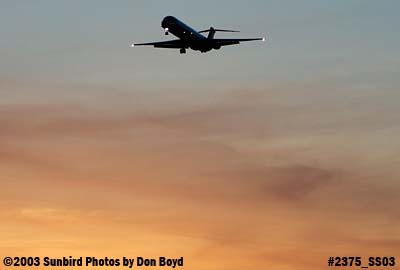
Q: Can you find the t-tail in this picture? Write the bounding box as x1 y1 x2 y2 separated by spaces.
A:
198 27 240 39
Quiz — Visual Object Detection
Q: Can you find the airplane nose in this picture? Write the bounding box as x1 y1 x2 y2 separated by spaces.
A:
161 17 170 28
161 16 176 28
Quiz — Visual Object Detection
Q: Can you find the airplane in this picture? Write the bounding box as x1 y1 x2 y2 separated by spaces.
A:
132 16 266 54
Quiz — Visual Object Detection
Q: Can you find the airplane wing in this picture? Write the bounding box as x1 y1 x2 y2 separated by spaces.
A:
133 39 185 49
212 38 265 47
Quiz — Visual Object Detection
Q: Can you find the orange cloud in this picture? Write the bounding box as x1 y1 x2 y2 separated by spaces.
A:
0 85 399 270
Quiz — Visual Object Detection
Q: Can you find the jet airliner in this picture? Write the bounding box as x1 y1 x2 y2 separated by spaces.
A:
132 16 265 54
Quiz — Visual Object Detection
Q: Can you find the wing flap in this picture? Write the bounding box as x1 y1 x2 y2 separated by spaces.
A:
133 39 185 49
212 38 265 47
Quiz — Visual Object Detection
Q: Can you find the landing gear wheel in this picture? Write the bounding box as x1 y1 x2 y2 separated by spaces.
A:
180 48 186 54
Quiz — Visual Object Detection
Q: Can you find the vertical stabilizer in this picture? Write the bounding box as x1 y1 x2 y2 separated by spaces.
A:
207 27 216 39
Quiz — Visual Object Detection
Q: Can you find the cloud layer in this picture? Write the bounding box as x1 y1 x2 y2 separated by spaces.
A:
1 83 400 270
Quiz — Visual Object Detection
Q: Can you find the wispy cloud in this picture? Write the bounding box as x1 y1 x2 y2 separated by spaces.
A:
0 85 399 270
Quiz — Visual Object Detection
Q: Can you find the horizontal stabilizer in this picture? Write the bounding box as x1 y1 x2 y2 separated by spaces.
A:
199 27 240 39
198 28 240 33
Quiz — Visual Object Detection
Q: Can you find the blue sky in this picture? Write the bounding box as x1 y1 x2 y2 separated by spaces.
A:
1 1 399 90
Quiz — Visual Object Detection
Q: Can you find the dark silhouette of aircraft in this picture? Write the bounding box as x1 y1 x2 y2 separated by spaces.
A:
132 16 266 54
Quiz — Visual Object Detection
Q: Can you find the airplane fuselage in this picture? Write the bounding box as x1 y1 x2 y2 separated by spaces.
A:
133 16 264 54
161 16 216 53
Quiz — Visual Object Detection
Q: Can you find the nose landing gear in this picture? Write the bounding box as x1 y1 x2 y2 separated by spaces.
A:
180 48 186 54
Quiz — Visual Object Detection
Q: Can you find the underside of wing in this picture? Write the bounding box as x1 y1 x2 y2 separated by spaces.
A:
212 38 265 47
133 39 185 49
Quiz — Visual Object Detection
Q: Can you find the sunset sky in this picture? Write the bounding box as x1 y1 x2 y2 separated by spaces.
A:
1 1 400 269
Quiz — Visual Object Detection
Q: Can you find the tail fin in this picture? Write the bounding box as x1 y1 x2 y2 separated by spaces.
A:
207 27 216 39
198 27 240 39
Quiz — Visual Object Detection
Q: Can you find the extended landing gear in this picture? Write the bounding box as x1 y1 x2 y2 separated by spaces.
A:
180 48 186 54
164 28 169 35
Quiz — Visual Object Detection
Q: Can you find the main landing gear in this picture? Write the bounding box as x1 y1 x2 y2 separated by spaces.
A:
180 48 186 54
